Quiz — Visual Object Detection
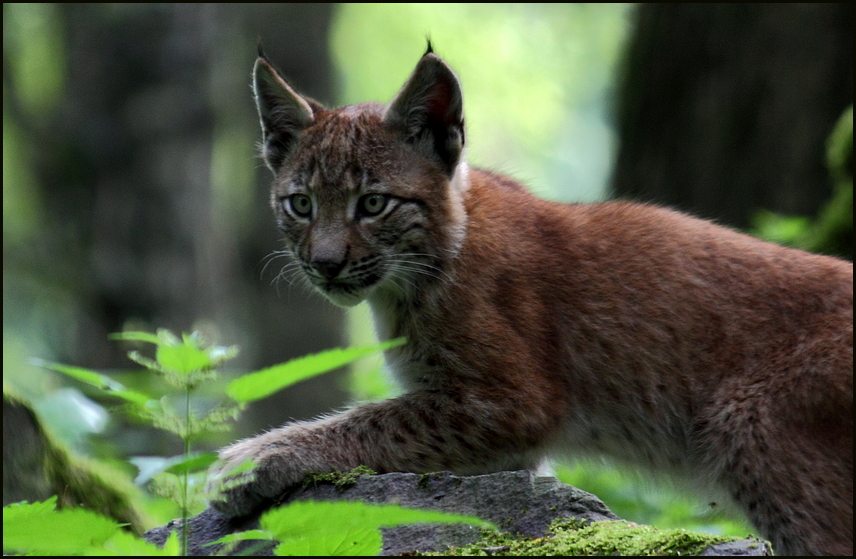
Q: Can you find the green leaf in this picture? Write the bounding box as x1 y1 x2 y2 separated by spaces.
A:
126 350 163 373
274 526 380 556
207 458 257 502
30 358 152 408
156 340 213 375
109 331 163 345
130 456 176 486
3 497 123 554
259 500 493 556
131 452 219 485
164 451 220 475
211 529 276 546
112 330 239 374
227 338 406 404
101 529 179 556
3 497 176 556
206 344 241 367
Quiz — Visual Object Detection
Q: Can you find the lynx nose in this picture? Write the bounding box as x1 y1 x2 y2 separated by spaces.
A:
311 258 346 279
310 226 349 280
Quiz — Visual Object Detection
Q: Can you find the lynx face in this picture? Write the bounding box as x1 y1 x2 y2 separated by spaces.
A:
256 55 469 307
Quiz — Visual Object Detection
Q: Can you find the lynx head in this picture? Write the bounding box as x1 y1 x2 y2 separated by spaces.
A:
253 46 469 307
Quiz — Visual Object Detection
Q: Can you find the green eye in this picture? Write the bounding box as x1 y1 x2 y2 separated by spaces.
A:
289 194 312 217
358 194 389 216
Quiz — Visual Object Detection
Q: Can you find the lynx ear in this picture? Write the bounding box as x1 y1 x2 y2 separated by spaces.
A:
384 52 465 177
253 55 322 174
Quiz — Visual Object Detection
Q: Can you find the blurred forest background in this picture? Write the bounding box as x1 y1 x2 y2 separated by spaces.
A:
4 3 852 535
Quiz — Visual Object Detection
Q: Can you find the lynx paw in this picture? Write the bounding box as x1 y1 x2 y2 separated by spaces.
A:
208 472 269 518
207 438 298 518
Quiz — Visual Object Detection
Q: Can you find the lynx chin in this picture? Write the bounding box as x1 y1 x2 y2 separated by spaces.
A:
210 45 853 556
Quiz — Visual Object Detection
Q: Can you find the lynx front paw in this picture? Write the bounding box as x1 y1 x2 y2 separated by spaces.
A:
208 469 269 518
207 437 301 518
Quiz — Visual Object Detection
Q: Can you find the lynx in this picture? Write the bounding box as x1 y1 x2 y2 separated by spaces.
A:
211 46 853 555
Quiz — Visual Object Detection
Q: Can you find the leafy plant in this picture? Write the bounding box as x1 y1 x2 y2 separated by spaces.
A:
3 496 178 556
4 330 487 556
216 500 493 555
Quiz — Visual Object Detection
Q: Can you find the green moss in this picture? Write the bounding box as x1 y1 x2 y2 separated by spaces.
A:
302 465 376 490
3 392 151 535
415 471 464 490
426 517 760 556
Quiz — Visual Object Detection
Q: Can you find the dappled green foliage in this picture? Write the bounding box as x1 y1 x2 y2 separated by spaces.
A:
7 330 407 555
751 106 853 259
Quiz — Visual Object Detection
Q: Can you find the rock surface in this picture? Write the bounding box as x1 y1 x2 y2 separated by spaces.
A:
143 470 770 555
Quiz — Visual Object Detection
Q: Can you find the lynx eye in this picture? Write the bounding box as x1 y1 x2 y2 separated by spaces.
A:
358 194 389 217
288 194 313 218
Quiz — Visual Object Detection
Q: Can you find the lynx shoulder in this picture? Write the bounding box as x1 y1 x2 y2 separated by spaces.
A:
211 47 853 555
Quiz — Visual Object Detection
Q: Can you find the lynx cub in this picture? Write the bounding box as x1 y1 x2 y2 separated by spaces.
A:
212 46 853 555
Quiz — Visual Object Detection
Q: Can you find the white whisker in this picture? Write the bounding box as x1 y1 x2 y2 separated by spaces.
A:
260 249 293 278
261 249 311 298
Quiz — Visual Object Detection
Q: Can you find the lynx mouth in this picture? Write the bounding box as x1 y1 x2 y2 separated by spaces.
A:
302 258 386 307
314 279 372 307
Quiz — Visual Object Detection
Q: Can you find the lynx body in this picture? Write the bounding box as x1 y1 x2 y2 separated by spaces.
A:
212 48 853 555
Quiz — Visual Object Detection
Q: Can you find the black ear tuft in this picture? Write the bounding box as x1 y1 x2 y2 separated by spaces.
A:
256 38 267 60
424 39 434 56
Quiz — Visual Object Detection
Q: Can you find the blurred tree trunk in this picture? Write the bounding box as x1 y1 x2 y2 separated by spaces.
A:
3 394 148 533
4 4 345 452
612 4 853 232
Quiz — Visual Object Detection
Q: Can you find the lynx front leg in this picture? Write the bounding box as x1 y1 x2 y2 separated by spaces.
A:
210 390 555 517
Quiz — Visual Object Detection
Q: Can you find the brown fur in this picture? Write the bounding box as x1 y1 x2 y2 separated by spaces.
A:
211 48 853 555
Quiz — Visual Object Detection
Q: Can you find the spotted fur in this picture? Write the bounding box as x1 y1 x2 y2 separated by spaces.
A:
211 48 853 555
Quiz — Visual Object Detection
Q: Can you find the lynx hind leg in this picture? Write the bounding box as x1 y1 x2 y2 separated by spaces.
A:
701 385 853 555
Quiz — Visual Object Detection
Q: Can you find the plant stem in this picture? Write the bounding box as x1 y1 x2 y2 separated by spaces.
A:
181 382 192 556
